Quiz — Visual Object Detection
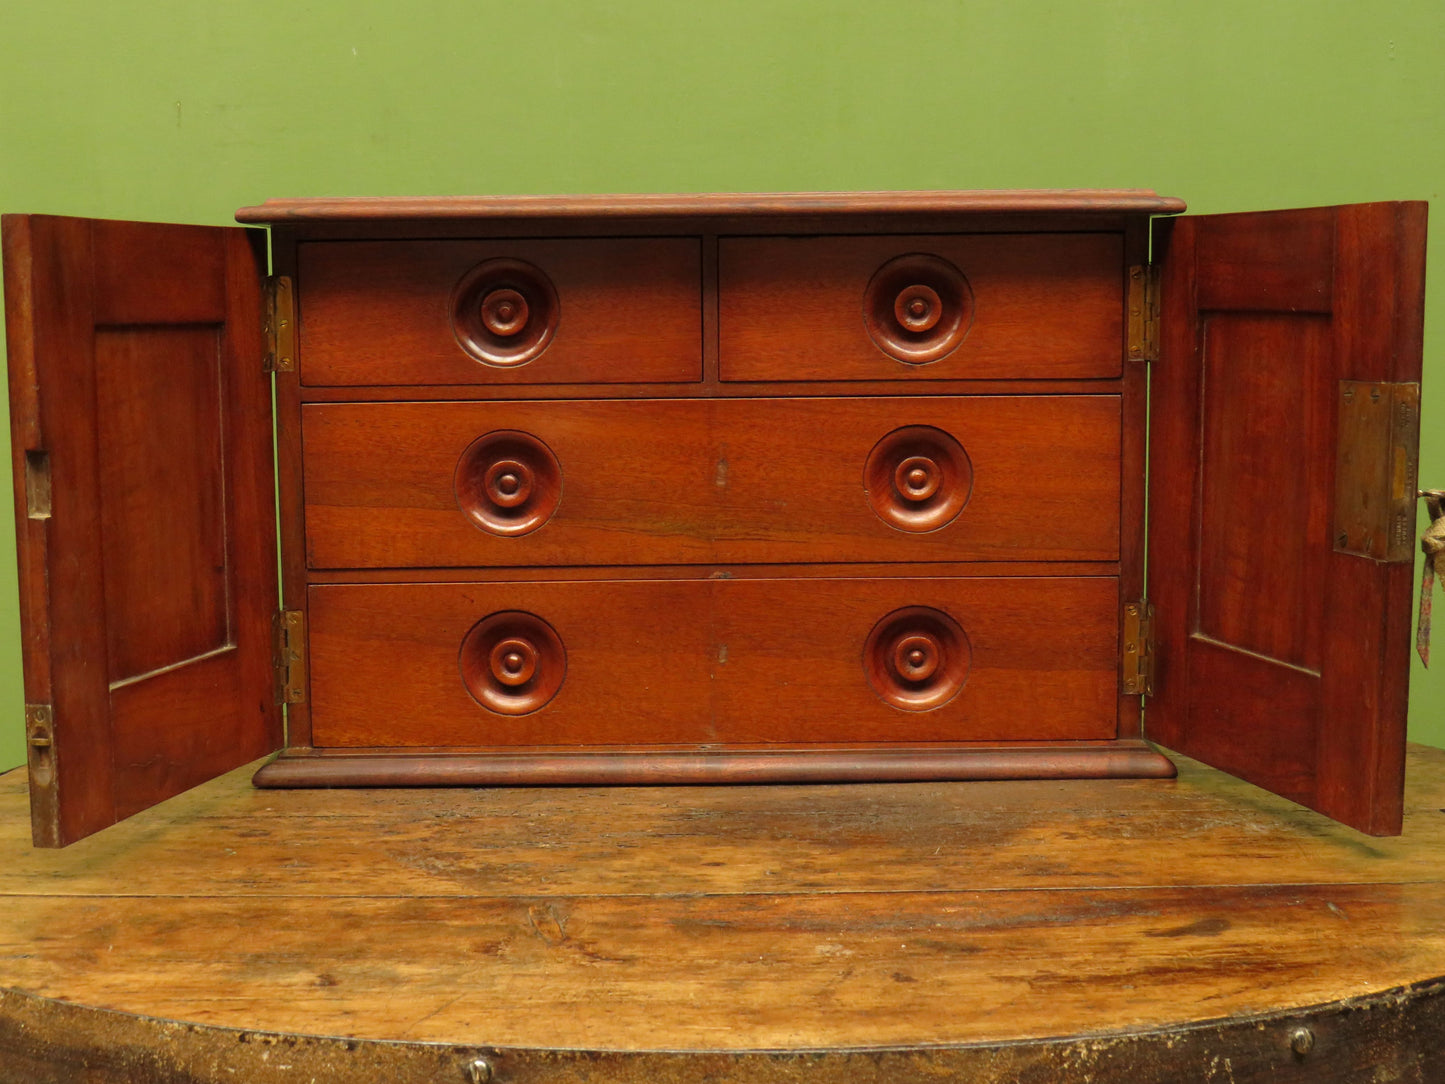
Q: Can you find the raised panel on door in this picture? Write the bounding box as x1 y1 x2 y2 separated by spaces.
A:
1148 202 1427 836
305 575 1118 749
2 215 280 846
719 233 1124 381
297 238 702 386
301 396 1120 568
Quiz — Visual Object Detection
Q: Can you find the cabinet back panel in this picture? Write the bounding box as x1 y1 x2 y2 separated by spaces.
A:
301 396 1121 568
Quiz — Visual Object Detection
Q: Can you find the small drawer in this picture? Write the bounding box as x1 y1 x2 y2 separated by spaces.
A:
301 396 1121 568
719 233 1123 381
297 238 702 386
306 576 1119 748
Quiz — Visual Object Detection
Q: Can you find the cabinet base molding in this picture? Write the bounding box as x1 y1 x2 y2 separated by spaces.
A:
251 741 1177 788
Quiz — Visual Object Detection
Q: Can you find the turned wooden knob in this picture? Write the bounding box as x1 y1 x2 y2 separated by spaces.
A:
892 633 940 683
894 284 942 332
452 258 559 367
864 426 973 532
893 455 941 502
480 288 530 337
489 636 539 687
863 254 972 365
460 611 567 715
864 607 971 712
455 431 562 537
484 458 534 509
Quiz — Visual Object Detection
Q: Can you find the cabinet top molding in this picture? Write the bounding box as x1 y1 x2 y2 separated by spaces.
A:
235 189 1188 223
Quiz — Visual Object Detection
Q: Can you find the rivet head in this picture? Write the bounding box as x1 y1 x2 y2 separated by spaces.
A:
1290 1026 1314 1056
467 1056 494 1083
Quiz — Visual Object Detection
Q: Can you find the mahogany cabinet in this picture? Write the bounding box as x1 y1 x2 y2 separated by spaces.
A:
1 191 1427 847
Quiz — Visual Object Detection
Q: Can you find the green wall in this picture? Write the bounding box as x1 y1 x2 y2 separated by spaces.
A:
1 1 1442 771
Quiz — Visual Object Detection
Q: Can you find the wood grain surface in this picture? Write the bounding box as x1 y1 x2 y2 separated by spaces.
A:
304 575 1118 747
1 215 281 847
298 238 702 386
1148 202 1428 835
236 189 1189 222
719 233 1122 381
3 745 1445 1082
301 396 1121 568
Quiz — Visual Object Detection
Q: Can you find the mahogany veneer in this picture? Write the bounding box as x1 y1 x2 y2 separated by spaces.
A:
299 238 702 385
301 396 1121 568
1 190 1427 846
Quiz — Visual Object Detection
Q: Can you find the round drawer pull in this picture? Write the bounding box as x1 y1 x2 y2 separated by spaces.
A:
864 606 970 712
452 258 559 367
864 425 973 532
892 633 940 682
893 454 941 502
894 284 942 332
455 430 562 536
863 254 973 365
480 288 530 337
460 611 566 715
490 636 539 687
483 457 535 509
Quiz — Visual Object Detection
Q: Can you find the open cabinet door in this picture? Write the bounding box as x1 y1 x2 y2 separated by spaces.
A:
2 215 281 847
1148 202 1427 835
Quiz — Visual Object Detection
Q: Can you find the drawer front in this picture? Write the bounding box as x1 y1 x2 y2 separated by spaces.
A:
297 239 702 386
719 233 1123 381
307 577 1119 748
302 396 1120 568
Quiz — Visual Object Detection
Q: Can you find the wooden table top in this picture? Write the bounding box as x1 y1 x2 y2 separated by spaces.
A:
3 745 1445 1083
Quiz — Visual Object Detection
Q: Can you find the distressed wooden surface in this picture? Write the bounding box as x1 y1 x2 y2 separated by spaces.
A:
4 745 1445 1080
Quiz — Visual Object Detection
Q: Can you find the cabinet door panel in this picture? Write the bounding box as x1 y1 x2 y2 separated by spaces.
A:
302 396 1120 568
2 215 280 846
306 576 1118 749
1148 202 1427 835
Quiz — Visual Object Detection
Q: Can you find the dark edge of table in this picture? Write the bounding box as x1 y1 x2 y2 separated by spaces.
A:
2 974 1443 1084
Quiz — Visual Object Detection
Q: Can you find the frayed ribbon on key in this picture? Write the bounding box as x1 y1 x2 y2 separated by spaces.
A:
1420 490 1445 667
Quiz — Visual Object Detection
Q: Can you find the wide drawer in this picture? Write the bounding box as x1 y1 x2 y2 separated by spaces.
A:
302 396 1121 568
719 233 1124 381
297 238 702 386
307 576 1120 748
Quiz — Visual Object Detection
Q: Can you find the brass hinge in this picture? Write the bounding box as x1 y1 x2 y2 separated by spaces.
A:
274 609 307 705
263 275 296 373
1122 600 1156 697
1127 263 1160 363
1334 381 1421 563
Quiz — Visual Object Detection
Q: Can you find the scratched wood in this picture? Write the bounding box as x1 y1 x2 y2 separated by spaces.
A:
3 746 1445 1079
4 747 1445 901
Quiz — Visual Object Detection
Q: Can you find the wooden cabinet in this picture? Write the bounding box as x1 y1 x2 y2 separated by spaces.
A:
1 191 1427 846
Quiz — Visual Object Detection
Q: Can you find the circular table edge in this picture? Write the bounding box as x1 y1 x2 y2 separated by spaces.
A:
3 975 1443 1083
